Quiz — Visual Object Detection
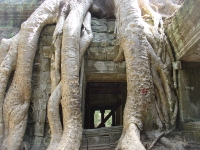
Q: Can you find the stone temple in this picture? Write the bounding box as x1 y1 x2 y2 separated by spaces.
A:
0 0 200 149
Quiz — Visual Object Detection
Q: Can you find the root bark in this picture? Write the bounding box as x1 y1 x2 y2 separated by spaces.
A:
114 0 178 149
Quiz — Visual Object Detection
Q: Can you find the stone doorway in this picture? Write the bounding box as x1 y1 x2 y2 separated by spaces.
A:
84 82 127 129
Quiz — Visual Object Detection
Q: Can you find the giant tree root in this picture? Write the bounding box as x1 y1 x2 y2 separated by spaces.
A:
47 11 93 150
47 82 62 150
116 124 146 150
114 0 153 149
113 0 179 149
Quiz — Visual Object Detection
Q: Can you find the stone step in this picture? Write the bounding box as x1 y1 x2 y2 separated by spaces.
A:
182 121 200 142
187 142 200 150
80 126 122 150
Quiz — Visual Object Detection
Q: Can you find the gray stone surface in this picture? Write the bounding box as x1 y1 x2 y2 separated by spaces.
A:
24 27 52 149
178 62 200 125
178 62 200 144
182 121 200 142
85 18 119 61
0 0 44 4
0 4 40 27
166 0 200 62
80 126 123 150
85 60 126 74
0 27 20 41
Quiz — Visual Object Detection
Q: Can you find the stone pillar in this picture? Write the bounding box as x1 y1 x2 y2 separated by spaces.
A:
112 112 116 126
100 109 105 127
90 109 95 129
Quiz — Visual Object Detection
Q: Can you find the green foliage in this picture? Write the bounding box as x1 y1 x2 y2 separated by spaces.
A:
94 110 101 127
9 33 14 38
105 110 112 127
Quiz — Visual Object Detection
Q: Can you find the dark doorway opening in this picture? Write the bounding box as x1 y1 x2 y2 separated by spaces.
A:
84 82 127 129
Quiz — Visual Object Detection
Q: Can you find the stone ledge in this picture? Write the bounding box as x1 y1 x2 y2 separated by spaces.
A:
80 126 122 150
85 60 126 74
166 0 200 62
0 4 40 27
182 121 200 142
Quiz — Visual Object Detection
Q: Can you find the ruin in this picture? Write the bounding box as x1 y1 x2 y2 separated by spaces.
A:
0 0 200 150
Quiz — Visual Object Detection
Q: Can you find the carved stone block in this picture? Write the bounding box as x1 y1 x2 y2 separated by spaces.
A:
34 122 44 137
42 25 55 36
42 36 53 46
88 136 110 147
80 138 88 149
40 59 50 73
93 32 108 43
107 20 115 33
42 46 52 59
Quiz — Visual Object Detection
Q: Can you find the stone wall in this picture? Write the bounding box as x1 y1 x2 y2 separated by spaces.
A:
179 63 200 123
178 62 200 142
85 18 126 82
164 0 200 142
0 2 42 27
166 0 200 62
25 25 54 150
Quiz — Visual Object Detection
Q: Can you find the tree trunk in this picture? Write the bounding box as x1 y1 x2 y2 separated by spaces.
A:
114 0 152 149
55 1 93 149
114 0 179 149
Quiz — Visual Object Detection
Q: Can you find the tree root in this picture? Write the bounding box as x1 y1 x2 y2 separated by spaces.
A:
47 11 93 150
0 34 19 145
57 0 93 146
138 0 163 29
0 0 93 148
0 38 13 64
148 130 172 150
114 0 153 149
47 82 62 150
116 124 145 150
113 0 178 131
114 47 125 62
80 12 93 65
114 1 178 149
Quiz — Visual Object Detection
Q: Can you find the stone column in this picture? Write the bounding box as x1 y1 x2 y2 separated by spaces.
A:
90 109 95 128
100 109 105 127
112 112 116 126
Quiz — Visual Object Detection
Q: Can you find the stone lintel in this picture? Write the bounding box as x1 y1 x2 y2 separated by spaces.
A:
85 60 126 82
177 29 200 62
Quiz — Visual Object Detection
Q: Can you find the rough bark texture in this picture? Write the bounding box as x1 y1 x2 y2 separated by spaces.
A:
114 0 152 149
47 82 62 150
57 1 93 149
113 0 180 149
0 0 181 149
